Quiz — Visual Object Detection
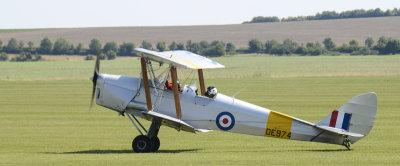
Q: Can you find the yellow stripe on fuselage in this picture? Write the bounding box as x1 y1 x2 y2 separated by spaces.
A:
160 53 201 69
265 110 293 139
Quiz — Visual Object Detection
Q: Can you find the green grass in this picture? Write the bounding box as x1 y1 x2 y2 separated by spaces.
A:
0 28 46 33
0 55 399 165
0 55 399 81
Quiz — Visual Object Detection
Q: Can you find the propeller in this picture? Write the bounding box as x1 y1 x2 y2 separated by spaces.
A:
90 51 101 109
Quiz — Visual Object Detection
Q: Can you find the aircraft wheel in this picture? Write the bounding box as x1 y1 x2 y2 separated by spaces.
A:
150 137 160 152
132 135 151 153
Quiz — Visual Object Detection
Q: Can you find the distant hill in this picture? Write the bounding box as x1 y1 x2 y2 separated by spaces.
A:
1 17 400 48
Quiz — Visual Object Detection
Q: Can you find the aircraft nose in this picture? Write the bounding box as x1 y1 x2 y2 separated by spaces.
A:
91 74 104 81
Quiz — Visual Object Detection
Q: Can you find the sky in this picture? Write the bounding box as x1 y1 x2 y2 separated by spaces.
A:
1 0 399 29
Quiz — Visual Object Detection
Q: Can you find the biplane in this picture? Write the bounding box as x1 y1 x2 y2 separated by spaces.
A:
90 48 377 153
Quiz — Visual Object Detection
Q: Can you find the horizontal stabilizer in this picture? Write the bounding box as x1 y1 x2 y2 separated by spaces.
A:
315 125 364 138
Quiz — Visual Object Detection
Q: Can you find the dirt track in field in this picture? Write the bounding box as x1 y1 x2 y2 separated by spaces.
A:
1 17 400 47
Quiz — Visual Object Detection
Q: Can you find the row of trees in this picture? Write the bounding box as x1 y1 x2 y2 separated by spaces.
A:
0 37 233 57
1 36 399 62
245 8 400 23
248 38 325 55
0 37 134 57
246 36 400 56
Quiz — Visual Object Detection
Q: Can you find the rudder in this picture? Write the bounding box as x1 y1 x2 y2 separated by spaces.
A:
317 92 377 143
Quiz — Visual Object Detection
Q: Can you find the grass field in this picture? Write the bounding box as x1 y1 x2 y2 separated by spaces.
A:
1 55 399 81
0 28 46 34
0 55 399 165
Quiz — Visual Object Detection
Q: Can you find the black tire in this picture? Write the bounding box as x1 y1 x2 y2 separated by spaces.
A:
132 135 151 153
150 137 160 152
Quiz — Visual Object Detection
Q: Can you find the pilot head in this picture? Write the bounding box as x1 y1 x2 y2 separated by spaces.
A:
206 86 217 98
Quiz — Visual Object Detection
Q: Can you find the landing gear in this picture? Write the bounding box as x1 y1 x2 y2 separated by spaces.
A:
132 135 160 153
132 135 151 152
150 137 160 152
127 113 162 153
343 136 351 150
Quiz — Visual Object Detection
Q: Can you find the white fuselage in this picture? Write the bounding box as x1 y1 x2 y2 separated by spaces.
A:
95 73 271 136
94 73 352 145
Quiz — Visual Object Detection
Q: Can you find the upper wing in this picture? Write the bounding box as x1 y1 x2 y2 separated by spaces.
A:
134 48 225 69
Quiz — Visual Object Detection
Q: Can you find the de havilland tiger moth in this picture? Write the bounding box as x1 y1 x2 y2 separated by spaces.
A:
89 48 378 153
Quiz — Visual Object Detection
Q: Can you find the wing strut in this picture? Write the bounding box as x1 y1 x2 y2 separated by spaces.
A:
170 66 182 119
140 57 152 110
198 69 206 96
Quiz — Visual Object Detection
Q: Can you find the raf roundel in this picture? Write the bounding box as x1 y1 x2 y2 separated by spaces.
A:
216 112 235 131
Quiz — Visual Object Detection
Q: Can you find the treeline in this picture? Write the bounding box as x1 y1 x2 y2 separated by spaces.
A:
244 8 400 23
245 36 400 56
1 36 399 62
0 37 233 61
0 37 132 58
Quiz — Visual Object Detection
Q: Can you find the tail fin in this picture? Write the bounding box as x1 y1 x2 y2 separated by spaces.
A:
317 92 377 143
